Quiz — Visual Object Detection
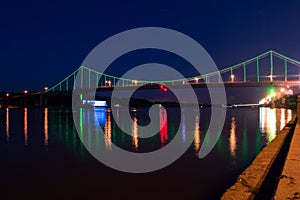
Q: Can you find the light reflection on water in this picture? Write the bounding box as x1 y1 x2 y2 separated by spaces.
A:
5 108 9 142
76 106 293 156
23 108 28 146
1 106 295 199
259 107 292 143
3 107 294 154
44 108 49 150
194 115 200 153
229 117 237 158
132 117 139 150
104 110 112 150
160 108 168 146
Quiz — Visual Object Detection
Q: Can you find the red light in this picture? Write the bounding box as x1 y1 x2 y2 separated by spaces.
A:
160 85 168 92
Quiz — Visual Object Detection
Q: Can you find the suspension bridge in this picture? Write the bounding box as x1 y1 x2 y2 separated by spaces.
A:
1 50 300 107
46 50 300 92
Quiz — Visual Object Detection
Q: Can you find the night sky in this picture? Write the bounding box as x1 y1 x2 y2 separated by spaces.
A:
1 0 300 92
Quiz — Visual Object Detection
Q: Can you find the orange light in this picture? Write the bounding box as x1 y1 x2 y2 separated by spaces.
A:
105 80 111 86
24 90 28 94
231 74 235 82
6 93 9 97
44 87 48 91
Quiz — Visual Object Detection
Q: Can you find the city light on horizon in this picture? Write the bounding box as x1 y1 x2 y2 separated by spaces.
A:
259 86 294 105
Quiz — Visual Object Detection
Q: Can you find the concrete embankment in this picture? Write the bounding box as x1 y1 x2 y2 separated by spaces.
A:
222 114 297 200
274 107 300 199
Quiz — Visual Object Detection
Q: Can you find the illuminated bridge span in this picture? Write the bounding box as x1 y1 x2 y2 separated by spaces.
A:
46 50 300 92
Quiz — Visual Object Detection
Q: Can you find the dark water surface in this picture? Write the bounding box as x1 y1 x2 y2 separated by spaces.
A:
1 107 292 200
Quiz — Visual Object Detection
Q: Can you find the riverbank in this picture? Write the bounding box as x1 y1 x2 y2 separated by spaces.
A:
222 114 297 199
274 97 300 199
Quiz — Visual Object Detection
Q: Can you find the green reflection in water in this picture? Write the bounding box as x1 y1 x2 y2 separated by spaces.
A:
121 118 125 143
268 108 276 142
65 112 69 147
88 114 91 149
58 109 62 143
216 130 222 151
72 122 77 153
79 108 84 159
79 108 83 137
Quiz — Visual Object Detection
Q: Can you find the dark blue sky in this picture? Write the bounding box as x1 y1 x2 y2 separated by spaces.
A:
1 0 300 92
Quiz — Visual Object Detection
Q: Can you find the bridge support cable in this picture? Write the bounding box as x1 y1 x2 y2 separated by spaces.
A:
66 79 68 91
230 67 233 83
88 69 91 88
243 63 246 83
270 51 273 82
73 73 76 90
80 67 83 89
256 57 260 83
284 59 288 82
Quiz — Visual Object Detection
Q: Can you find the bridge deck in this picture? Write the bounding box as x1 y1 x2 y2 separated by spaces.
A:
87 81 299 91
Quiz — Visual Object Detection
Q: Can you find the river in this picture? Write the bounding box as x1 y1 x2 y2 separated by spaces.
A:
1 107 292 199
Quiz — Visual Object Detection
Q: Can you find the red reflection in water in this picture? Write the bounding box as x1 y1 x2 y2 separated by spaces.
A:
160 108 168 146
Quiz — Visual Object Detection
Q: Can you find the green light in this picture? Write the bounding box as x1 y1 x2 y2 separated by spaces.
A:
269 87 276 97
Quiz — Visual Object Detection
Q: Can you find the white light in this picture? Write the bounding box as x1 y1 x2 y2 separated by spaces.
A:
105 80 111 86
259 99 267 105
83 100 107 107
259 95 272 105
